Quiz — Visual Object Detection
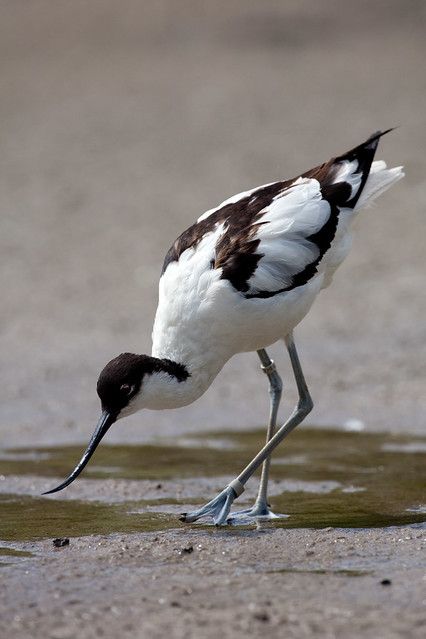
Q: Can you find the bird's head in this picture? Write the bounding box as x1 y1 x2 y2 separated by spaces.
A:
96 352 149 419
43 353 189 495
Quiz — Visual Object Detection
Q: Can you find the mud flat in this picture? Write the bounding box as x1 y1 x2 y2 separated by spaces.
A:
1 428 425 638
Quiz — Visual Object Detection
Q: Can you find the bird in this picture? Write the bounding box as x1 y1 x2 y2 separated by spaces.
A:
44 130 404 525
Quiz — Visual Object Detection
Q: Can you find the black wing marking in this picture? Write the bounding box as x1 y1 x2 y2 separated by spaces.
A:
161 180 292 275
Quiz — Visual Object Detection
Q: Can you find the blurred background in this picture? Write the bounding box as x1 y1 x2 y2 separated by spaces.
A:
1 0 425 447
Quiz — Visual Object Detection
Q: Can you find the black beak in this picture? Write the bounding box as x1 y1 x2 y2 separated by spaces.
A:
42 410 116 495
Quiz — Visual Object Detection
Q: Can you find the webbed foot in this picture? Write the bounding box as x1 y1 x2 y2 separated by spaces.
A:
180 485 237 526
227 501 288 525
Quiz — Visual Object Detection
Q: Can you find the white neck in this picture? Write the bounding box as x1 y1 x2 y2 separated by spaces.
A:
146 329 229 411
124 353 224 413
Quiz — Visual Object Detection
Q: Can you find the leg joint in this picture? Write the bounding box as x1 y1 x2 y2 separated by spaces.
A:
261 360 283 395
298 393 313 417
261 359 277 376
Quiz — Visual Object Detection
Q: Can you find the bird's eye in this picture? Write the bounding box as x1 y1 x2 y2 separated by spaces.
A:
120 383 134 396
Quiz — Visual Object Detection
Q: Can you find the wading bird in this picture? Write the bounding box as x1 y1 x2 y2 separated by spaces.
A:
44 131 403 525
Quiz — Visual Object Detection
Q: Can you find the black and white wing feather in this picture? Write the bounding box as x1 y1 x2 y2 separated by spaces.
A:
162 130 402 298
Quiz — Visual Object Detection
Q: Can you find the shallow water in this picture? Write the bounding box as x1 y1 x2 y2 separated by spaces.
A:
0 547 32 557
267 568 371 577
0 545 33 567
0 494 181 542
0 427 425 541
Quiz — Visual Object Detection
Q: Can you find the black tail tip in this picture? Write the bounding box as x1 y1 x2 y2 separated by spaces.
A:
366 127 398 145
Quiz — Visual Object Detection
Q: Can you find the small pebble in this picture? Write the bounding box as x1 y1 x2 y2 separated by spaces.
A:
253 611 270 623
179 546 194 555
53 538 69 548
380 579 392 586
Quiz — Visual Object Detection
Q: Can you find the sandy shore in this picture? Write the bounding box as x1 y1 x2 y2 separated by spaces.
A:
1 526 425 639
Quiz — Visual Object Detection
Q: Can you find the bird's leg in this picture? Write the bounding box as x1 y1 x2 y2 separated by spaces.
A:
227 349 283 522
230 334 313 520
181 333 313 526
179 350 280 526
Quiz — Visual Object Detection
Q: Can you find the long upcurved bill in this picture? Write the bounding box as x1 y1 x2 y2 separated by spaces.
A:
42 410 116 495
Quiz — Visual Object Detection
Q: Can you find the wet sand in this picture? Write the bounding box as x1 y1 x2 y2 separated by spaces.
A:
1 526 425 639
1 1 426 637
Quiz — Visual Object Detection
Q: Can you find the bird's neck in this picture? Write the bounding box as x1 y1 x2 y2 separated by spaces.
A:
148 333 228 410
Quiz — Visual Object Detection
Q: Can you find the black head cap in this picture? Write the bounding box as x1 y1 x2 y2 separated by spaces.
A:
96 353 149 416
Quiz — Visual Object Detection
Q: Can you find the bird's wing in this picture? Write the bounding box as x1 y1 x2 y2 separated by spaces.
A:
162 131 391 296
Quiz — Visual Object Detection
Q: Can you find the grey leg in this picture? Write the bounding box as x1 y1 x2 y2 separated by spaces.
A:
227 349 283 521
181 333 313 525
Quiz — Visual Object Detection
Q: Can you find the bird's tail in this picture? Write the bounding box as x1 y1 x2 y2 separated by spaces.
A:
356 160 404 209
320 129 404 211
